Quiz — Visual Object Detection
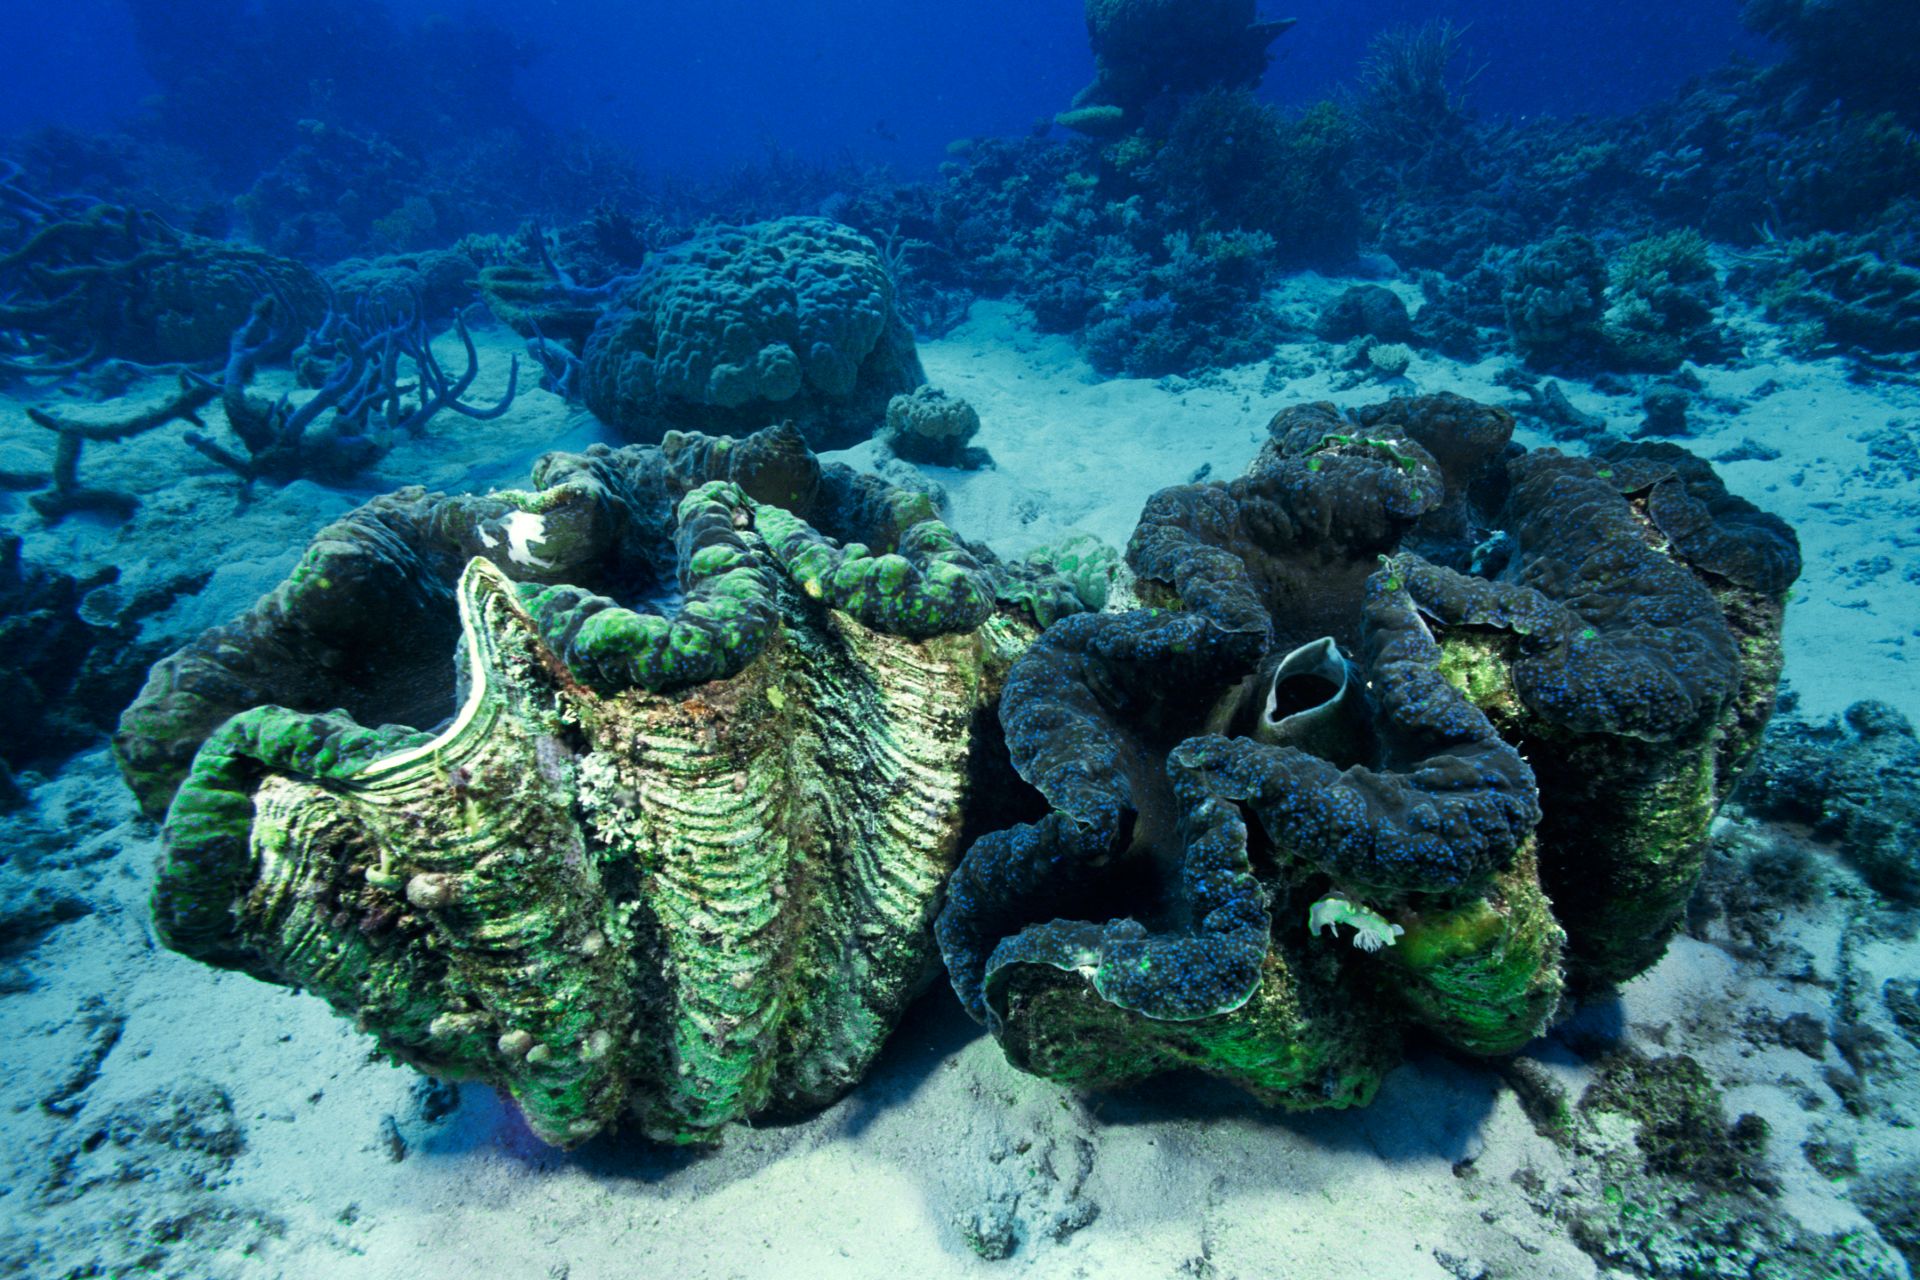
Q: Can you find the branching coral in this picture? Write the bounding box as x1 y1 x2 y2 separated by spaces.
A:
938 393 1800 1107
1348 21 1477 166
23 375 217 520
183 295 519 486
1602 229 1735 371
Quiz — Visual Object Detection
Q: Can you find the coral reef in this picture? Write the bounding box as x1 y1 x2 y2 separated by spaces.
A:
580 218 923 448
1141 92 1360 266
823 78 1356 379
324 248 484 320
123 0 540 178
883 384 987 469
1736 233 1920 364
118 426 1081 1146
1742 0 1920 121
1345 20 1478 191
938 393 1798 1106
1503 232 1609 368
1602 229 1736 371
1503 230 1733 372
1738 702 1920 903
1078 230 1288 377
1507 1047 1906 1278
238 122 426 260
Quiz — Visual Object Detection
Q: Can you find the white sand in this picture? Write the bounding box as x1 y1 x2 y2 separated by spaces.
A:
3 300 1918 1278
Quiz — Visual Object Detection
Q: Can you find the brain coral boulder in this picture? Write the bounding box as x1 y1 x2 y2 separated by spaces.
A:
937 393 1800 1109
580 218 925 450
117 424 1079 1147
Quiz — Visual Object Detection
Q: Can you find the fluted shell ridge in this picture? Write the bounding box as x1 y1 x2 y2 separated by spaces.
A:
156 514 1031 1146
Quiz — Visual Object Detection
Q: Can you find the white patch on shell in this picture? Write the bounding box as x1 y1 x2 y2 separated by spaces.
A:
502 510 553 568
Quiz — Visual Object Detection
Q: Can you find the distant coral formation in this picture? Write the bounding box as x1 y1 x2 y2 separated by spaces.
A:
1063 0 1294 131
0 165 324 370
1741 0 1920 121
579 217 923 448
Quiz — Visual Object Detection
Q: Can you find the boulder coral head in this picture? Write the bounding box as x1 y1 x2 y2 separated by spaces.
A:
883 384 988 469
580 217 925 450
937 393 1799 1108
118 424 1079 1147
1065 0 1295 130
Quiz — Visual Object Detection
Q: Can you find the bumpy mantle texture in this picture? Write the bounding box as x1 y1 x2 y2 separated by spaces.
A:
117 424 1072 1147
936 393 1800 1110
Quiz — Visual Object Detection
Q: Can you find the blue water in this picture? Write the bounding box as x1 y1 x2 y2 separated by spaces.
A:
3 1 1771 178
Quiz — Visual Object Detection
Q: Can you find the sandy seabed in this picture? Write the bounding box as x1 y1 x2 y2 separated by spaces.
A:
3 288 1917 1279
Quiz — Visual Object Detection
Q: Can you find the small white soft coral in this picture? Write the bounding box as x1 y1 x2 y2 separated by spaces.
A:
1308 895 1405 952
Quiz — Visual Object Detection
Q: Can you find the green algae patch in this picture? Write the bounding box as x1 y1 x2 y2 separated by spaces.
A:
1384 842 1566 1055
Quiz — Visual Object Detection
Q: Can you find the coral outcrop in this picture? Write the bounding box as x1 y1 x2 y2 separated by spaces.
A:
1601 229 1736 371
1739 701 1920 903
1317 284 1415 344
1063 0 1295 131
1504 230 1736 372
1737 232 1920 365
118 425 1075 1147
580 218 924 448
1742 0 1920 121
883 384 987 468
324 248 484 319
1504 232 1608 368
937 393 1799 1108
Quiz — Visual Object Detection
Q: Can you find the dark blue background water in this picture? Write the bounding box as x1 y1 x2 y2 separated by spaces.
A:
2 1 1773 177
